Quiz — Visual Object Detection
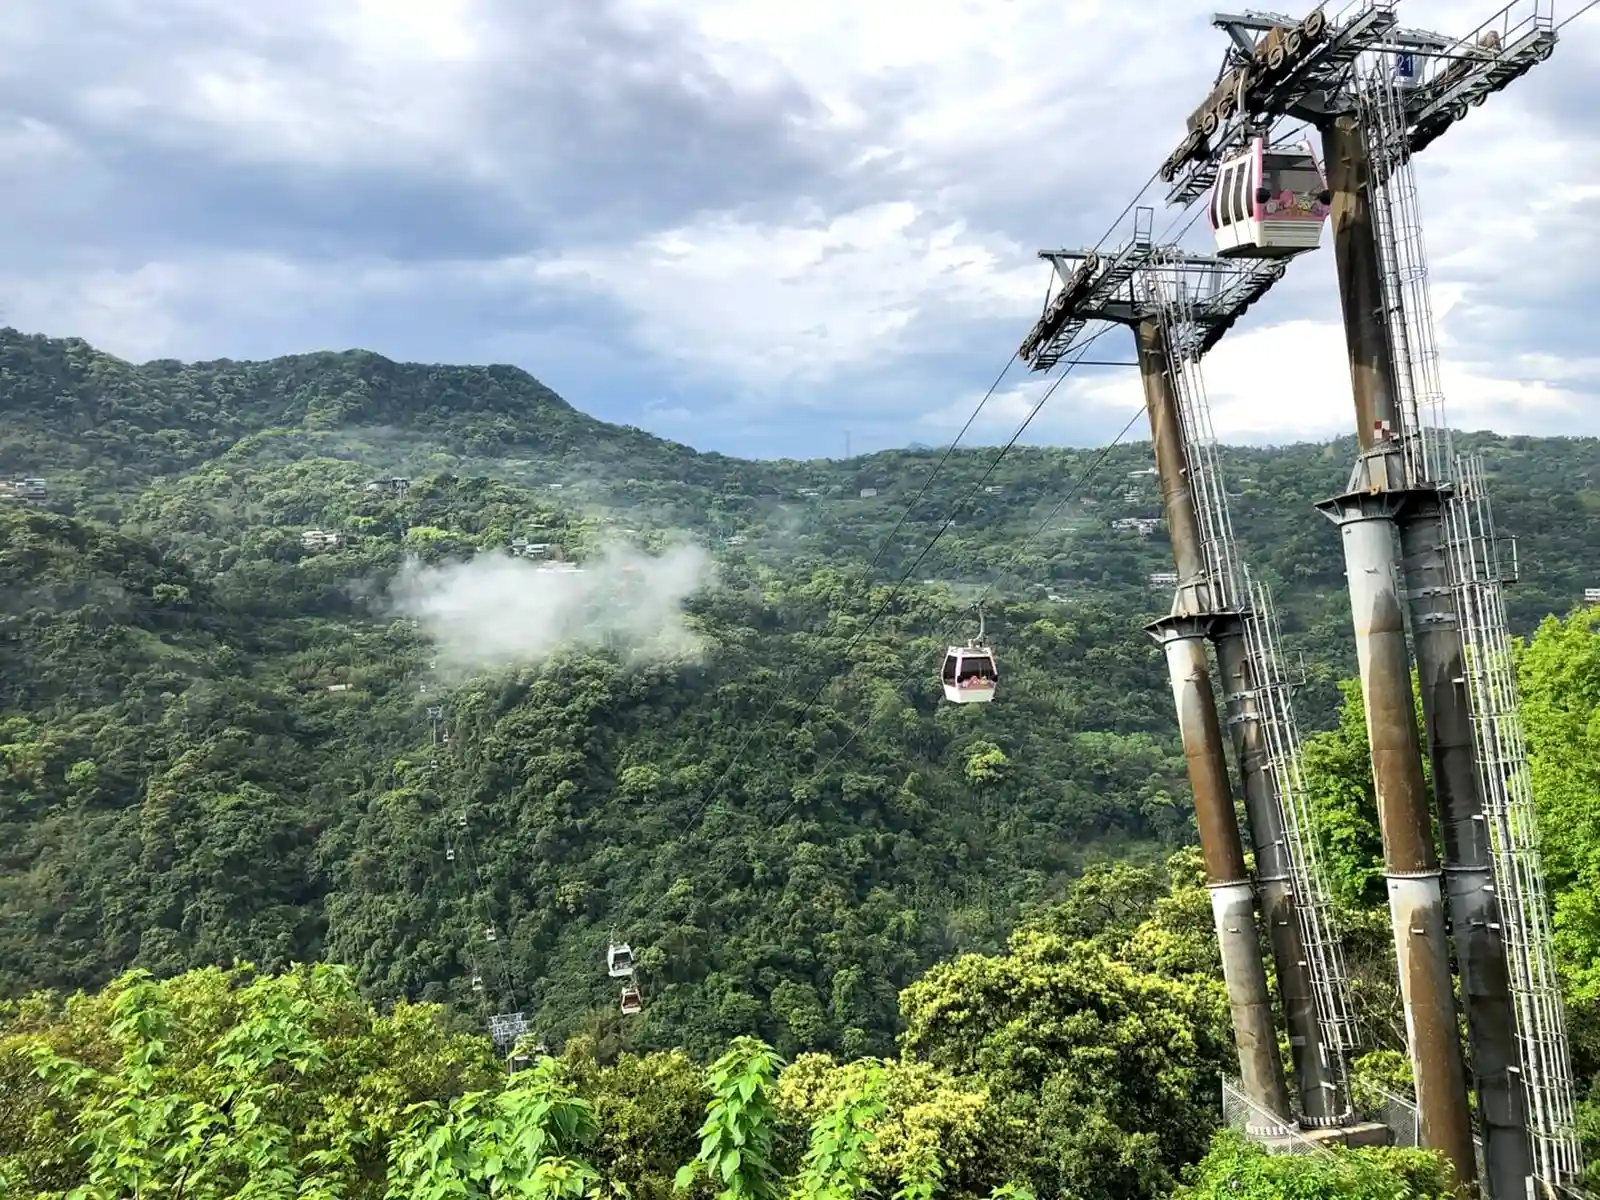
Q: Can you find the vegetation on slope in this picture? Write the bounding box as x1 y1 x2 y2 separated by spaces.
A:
2 329 1599 1194
0 857 1457 1200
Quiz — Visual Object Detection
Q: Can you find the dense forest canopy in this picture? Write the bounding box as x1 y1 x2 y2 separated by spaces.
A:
2 328 1599 1195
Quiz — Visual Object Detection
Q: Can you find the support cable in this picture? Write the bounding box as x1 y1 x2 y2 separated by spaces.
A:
1558 0 1597 28
680 322 1120 832
691 398 1147 901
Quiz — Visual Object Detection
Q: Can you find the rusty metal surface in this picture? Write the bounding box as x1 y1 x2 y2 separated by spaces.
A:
1212 879 1295 1124
1323 116 1401 452
1390 874 1482 1189
1162 623 1250 884
1137 318 1209 605
1399 497 1535 1198
1214 625 1344 1125
1319 499 1478 1190
1153 620 1290 1119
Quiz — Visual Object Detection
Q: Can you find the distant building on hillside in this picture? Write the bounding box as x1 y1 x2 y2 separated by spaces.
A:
301 529 345 551
1585 587 1600 606
364 476 410 495
982 485 1004 495
511 538 553 559
1148 570 1179 589
1111 517 1162 537
0 477 47 503
858 487 878 498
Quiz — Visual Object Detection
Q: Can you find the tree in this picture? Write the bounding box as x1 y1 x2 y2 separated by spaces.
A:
387 1056 604 1200
898 929 1230 1200
2 963 499 1197
675 1037 787 1200
1176 1131 1453 1200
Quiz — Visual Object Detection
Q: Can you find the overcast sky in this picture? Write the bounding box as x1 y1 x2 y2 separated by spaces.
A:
0 0 1595 459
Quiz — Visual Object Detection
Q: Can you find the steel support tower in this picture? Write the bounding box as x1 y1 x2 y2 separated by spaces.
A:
1019 228 1365 1132
1148 1 1580 1195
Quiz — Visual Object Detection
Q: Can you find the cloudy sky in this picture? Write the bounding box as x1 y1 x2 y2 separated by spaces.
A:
0 0 1595 459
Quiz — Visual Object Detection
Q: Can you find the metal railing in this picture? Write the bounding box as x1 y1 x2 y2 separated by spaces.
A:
1442 453 1585 1191
1242 569 1361 1105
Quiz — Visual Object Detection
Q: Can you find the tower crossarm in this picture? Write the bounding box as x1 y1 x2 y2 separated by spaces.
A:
1164 0 1401 206
1020 230 1288 371
1382 2 1557 165
1161 0 1559 207
1195 260 1290 357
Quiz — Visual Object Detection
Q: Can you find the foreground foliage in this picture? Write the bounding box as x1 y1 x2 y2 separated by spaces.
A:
1 859 1450 1200
1177 1132 1454 1200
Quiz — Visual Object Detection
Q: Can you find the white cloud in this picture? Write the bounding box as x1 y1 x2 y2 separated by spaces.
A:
390 540 713 676
921 313 1593 447
533 202 1045 384
0 0 1596 452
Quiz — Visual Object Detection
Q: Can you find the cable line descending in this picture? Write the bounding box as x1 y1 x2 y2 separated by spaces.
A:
429 702 528 1056
685 169 1174 828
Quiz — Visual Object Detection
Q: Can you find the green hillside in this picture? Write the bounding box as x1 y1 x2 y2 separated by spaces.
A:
2 327 1599 1060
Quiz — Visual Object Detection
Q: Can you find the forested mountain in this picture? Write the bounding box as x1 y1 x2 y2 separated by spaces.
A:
3 328 1600 1196
3 327 1599 1041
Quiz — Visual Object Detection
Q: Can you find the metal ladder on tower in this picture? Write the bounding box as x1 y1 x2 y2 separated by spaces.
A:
1358 52 1452 485
1238 568 1362 1093
1442 457 1584 1192
1144 251 1242 608
1357 45 1584 1192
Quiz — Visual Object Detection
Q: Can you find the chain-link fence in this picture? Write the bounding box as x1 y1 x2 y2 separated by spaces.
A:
1220 1078 1331 1155
1355 1085 1489 1187
1366 1084 1422 1148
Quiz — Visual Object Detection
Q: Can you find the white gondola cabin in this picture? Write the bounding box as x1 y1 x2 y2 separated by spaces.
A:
941 642 998 704
1209 135 1331 259
619 984 643 1016
607 942 635 978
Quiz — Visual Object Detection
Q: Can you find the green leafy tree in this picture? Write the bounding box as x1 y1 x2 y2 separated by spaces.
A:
2 963 499 1197
793 1064 884 1200
1176 1131 1453 1200
676 1038 787 1200
26 968 340 1198
387 1056 604 1199
898 930 1229 1200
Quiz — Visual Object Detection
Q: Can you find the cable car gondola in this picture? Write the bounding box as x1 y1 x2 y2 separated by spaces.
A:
941 606 998 704
607 940 635 978
1209 135 1331 259
619 983 643 1016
